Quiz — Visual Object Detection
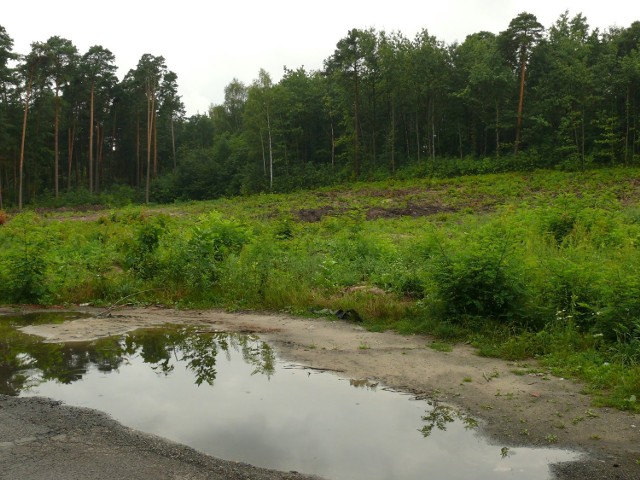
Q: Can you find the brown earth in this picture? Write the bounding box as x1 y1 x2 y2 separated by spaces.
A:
6 306 640 479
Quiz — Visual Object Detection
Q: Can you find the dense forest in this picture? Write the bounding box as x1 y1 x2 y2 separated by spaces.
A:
1 11 640 207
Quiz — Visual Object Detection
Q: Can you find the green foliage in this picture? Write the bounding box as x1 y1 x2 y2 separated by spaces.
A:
124 216 168 280
0 213 50 303
162 212 252 294
431 231 525 322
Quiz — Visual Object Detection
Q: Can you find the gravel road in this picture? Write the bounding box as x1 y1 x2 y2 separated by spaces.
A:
0 395 322 480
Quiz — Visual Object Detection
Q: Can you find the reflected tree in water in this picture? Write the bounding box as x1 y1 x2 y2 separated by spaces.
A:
420 403 479 438
0 319 276 395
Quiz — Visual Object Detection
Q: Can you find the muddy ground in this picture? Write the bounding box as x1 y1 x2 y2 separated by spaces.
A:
3 306 640 479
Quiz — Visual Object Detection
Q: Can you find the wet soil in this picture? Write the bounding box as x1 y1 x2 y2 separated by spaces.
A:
3 306 640 479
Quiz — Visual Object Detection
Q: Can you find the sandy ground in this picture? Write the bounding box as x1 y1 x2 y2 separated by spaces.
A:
5 306 640 479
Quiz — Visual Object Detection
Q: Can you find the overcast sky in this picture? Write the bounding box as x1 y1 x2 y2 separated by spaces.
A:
3 1 639 115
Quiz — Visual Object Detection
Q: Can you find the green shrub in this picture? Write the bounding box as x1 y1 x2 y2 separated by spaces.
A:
0 213 50 304
163 212 252 293
124 216 168 280
431 236 524 322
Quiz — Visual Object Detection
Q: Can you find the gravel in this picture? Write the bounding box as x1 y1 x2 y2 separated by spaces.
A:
0 395 323 480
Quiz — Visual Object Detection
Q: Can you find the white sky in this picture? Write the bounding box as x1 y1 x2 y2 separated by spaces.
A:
3 0 639 115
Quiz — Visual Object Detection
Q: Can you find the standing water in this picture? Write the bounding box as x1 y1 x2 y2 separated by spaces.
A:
1 313 579 479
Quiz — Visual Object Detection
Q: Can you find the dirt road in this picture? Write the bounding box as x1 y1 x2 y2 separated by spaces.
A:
4 306 640 479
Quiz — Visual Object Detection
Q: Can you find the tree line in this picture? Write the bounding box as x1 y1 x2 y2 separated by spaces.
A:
1 11 639 207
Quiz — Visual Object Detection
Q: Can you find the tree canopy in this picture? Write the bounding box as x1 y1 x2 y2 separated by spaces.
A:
1 11 640 207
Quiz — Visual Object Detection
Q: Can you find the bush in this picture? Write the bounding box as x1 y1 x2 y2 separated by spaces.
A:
5 245 48 303
431 236 525 323
0 213 50 303
124 216 168 280
163 212 252 293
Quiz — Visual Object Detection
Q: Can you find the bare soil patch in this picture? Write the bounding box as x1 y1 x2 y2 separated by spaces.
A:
6 306 640 479
294 206 340 222
365 203 457 220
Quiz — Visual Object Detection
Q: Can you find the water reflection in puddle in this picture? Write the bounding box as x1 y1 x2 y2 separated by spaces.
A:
1 318 578 479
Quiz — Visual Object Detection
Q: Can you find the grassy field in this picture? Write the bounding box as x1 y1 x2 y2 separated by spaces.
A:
1 167 640 410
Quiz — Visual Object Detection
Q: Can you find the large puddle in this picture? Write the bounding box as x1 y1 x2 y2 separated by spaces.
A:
1 312 579 479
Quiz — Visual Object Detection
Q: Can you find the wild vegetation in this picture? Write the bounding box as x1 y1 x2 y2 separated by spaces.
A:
1 167 640 410
1 11 640 413
0 12 640 207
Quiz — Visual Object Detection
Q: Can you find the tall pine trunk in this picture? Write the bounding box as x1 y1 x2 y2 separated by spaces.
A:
153 110 158 177
171 117 176 170
495 101 501 159
514 50 527 154
390 96 395 173
89 81 94 193
136 114 140 187
145 83 156 204
18 71 33 210
67 122 75 190
267 106 273 190
54 87 60 197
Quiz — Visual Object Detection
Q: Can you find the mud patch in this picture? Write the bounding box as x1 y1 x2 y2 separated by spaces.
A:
366 203 457 220
295 206 340 222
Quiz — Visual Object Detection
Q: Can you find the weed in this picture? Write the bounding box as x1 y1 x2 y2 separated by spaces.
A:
483 370 500 382
429 342 453 353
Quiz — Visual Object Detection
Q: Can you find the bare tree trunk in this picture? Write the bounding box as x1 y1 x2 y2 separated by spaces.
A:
136 114 140 187
330 120 335 170
54 88 60 197
67 122 75 190
18 72 33 210
431 100 436 162
390 96 395 173
625 86 630 166
353 73 360 179
153 110 158 177
581 111 586 168
75 143 80 187
404 115 410 159
171 117 176 170
89 82 94 193
145 84 156 204
514 52 527 155
259 130 266 175
495 101 501 159
267 107 273 190
95 124 103 193
415 113 420 162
